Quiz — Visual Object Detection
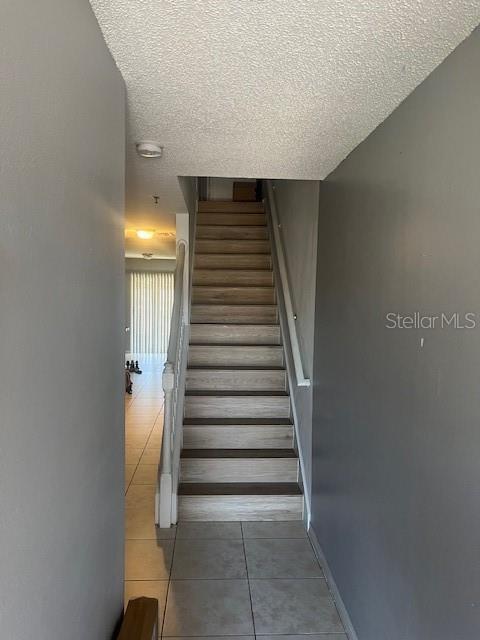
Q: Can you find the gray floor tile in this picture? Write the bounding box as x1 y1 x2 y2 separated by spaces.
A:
164 637 253 640
176 521 242 539
163 579 254 636
257 636 347 640
242 520 307 539
245 538 322 578
250 578 344 635
171 539 247 579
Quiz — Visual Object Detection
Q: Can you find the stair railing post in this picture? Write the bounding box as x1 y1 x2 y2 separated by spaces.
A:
156 361 175 528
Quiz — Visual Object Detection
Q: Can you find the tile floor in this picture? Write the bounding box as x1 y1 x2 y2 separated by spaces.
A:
124 356 347 639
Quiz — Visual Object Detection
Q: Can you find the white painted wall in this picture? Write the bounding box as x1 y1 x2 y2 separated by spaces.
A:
273 180 320 505
0 2 125 638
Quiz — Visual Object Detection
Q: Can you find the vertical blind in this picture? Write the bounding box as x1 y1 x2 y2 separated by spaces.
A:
130 271 174 353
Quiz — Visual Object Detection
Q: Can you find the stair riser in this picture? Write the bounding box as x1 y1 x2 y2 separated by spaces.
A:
188 346 284 368
184 395 290 419
180 458 298 483
197 213 266 226
178 495 303 521
196 240 270 254
194 254 272 270
198 201 264 213
191 305 278 324
190 324 281 345
186 369 286 391
192 286 275 305
183 425 293 449
197 226 268 240
193 270 274 287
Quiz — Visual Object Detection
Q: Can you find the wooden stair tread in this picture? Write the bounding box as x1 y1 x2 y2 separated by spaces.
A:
190 322 279 327
185 390 289 397
197 217 266 227
194 255 272 269
181 449 297 459
178 482 302 495
194 253 268 256
195 242 270 254
183 417 293 426
196 226 269 240
190 323 280 328
188 343 283 348
193 283 274 288
192 302 276 307
193 271 274 287
190 305 279 325
187 365 286 370
198 201 264 213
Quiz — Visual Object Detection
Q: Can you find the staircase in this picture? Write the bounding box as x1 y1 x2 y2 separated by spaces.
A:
177 199 304 521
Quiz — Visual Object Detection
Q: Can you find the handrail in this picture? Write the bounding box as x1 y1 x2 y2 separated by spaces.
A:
156 239 188 528
264 180 311 387
167 241 186 363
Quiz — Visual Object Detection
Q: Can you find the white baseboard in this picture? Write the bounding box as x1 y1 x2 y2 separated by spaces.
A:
308 524 359 640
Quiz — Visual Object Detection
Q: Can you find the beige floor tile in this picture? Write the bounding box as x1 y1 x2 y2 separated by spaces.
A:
125 506 156 540
126 484 156 509
140 448 161 464
125 447 143 465
126 418 157 427
131 401 163 409
146 432 163 447
132 464 157 485
124 580 169 633
125 426 152 436
125 464 136 490
125 539 174 580
126 412 159 421
125 432 150 448
125 430 152 442
125 506 176 540
127 404 161 412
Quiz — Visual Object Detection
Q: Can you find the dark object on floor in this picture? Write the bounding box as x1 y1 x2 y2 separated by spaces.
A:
125 369 133 394
134 360 142 374
129 360 135 373
126 360 130 369
117 596 158 640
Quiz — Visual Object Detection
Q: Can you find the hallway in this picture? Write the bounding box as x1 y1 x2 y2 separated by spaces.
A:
124 358 346 638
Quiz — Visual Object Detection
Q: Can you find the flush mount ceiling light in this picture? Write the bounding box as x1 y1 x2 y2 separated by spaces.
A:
136 229 155 240
136 141 163 158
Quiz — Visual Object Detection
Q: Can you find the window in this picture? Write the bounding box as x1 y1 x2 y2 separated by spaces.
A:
129 271 174 354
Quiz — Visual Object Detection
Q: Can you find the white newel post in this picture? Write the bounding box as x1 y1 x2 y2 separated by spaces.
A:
157 361 175 528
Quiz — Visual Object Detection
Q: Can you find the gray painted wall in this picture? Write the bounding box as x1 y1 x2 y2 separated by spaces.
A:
0 2 125 639
273 180 320 505
312 27 480 640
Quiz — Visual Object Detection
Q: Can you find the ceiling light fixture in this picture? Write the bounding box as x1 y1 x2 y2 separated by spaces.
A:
136 229 155 240
136 141 163 158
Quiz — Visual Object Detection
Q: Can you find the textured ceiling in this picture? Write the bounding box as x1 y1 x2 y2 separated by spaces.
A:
90 0 479 257
124 228 176 259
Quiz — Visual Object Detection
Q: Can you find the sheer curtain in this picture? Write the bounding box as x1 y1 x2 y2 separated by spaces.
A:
130 271 174 353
